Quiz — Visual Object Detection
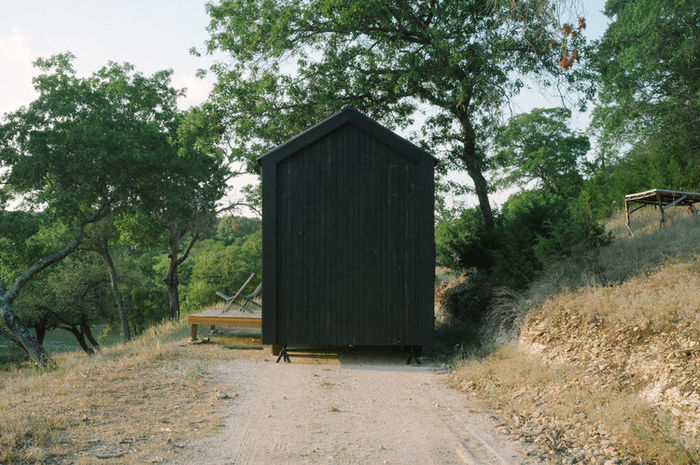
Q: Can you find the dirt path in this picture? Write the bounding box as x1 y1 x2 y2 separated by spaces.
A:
181 348 536 465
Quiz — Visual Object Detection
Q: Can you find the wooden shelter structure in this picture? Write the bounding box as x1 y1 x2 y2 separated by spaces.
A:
624 188 699 236
258 106 436 354
188 308 261 340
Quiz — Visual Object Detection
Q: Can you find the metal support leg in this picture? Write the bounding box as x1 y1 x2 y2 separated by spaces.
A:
276 345 291 363
406 346 422 365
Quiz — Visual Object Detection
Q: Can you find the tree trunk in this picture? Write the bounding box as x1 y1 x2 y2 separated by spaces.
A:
100 247 131 341
0 325 28 355
35 318 47 345
81 321 100 350
163 229 199 321
0 298 49 367
164 260 180 320
61 325 94 354
461 119 495 232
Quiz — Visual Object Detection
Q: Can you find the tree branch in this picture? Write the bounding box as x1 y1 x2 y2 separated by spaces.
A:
216 202 261 216
176 228 199 266
0 325 22 346
5 226 84 303
5 204 110 303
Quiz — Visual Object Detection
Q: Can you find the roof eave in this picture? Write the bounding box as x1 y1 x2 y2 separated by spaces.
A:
256 106 438 165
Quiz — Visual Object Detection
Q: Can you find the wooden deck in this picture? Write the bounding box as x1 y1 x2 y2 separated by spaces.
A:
188 308 261 339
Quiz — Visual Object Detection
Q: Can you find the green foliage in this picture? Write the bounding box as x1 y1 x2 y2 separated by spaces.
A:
0 54 183 224
493 107 589 197
182 228 262 312
501 191 606 276
592 0 698 155
203 0 593 230
116 103 228 319
579 147 700 219
0 211 41 284
11 250 114 340
436 190 607 289
115 247 169 333
435 208 494 271
0 54 229 362
215 216 261 246
585 0 699 213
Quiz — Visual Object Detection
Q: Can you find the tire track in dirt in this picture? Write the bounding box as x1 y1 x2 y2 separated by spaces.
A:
178 349 536 465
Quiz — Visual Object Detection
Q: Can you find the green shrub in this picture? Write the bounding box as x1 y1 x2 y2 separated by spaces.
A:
436 190 607 289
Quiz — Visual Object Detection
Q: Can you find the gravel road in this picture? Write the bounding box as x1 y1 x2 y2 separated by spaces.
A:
182 348 536 465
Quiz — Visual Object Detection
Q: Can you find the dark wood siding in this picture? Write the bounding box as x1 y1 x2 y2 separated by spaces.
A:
261 110 434 347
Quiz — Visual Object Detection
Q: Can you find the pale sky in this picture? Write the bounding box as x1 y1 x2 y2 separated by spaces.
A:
1 0 610 209
0 1 217 114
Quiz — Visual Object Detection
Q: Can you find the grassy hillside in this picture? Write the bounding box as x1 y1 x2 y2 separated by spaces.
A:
479 208 699 345
0 322 258 464
451 208 699 464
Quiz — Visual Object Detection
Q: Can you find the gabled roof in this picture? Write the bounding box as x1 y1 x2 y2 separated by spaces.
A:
257 106 438 165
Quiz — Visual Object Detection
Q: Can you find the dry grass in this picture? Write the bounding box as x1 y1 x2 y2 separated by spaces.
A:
461 209 700 463
453 347 698 465
479 211 700 346
598 211 700 285
529 211 699 300
606 204 695 239
533 258 700 331
0 320 258 464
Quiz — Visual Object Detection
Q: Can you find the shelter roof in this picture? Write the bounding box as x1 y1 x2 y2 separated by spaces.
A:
625 189 700 206
257 106 438 165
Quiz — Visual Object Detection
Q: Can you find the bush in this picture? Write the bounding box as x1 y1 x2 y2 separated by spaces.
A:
436 190 607 289
439 270 494 323
435 207 495 271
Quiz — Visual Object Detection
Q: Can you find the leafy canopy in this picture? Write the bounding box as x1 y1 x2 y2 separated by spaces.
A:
493 107 589 197
578 0 700 216
202 0 591 230
592 0 699 161
0 53 183 225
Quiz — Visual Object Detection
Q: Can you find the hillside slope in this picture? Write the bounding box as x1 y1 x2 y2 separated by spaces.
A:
451 211 699 464
522 260 699 438
0 322 244 464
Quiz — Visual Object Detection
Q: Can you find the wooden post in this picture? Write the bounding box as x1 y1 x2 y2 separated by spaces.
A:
657 192 665 228
624 199 634 237
191 324 198 340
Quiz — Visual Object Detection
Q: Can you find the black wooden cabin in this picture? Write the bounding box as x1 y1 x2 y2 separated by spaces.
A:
259 106 436 350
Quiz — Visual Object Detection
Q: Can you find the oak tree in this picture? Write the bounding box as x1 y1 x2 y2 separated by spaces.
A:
592 0 699 180
0 54 187 366
202 0 587 231
493 107 589 197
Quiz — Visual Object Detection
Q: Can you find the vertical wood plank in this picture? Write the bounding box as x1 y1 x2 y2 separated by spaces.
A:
261 160 277 345
262 112 434 348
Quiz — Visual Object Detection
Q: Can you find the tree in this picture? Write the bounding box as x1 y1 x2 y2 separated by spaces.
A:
591 0 699 183
493 107 589 197
118 105 228 320
202 0 589 232
114 246 170 333
0 54 186 367
182 227 262 312
15 251 113 354
82 216 132 341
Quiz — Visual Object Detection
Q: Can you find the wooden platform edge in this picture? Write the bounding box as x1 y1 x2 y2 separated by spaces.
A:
187 315 262 327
